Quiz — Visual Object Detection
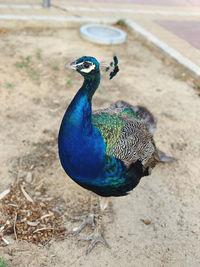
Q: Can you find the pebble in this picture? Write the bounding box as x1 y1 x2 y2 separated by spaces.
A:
141 219 151 225
35 191 41 196
25 172 33 183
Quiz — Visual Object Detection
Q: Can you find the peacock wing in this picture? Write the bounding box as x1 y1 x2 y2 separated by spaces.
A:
92 107 158 170
92 109 131 155
109 100 157 136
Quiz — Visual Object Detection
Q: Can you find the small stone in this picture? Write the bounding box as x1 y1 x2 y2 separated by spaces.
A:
141 219 151 225
27 221 38 227
35 191 41 196
25 172 33 183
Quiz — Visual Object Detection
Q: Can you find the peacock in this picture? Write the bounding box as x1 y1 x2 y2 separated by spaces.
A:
58 55 176 254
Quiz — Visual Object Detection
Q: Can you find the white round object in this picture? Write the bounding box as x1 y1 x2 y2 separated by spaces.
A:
80 24 127 45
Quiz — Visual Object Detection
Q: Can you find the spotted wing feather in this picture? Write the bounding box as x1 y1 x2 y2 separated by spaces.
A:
92 105 158 173
109 100 157 136
94 100 176 163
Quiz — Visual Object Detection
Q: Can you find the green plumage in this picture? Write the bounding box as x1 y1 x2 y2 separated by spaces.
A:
92 113 125 154
103 156 126 185
119 108 139 120
92 108 139 154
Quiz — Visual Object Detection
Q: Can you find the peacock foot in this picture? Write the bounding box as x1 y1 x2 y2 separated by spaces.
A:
71 214 98 235
79 230 110 255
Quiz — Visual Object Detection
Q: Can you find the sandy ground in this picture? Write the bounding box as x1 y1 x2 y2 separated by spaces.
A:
0 25 200 267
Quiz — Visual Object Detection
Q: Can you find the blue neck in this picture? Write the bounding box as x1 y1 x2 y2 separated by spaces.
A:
66 72 100 129
58 71 105 181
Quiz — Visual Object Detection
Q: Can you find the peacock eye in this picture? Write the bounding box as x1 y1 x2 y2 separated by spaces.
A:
83 62 90 68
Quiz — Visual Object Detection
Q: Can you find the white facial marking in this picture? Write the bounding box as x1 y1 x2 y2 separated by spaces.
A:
75 62 85 66
81 63 96 73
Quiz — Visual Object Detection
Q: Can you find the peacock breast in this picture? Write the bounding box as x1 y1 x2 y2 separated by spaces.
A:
58 124 106 182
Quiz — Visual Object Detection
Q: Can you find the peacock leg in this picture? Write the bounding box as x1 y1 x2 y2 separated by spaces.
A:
71 192 98 235
80 197 110 254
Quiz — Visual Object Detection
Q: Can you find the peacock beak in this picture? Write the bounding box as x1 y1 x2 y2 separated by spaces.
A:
65 61 77 70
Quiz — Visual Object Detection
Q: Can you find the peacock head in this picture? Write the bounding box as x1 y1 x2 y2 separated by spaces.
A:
67 56 100 78
66 56 119 80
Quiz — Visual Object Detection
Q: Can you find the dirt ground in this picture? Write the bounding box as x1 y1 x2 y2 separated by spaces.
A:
0 24 200 267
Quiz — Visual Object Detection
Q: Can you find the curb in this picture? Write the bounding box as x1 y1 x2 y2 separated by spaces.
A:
0 14 116 23
127 19 200 80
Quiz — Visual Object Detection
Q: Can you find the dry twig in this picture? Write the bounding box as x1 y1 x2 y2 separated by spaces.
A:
0 189 10 200
14 213 18 241
2 236 9 245
40 212 54 220
20 185 34 203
